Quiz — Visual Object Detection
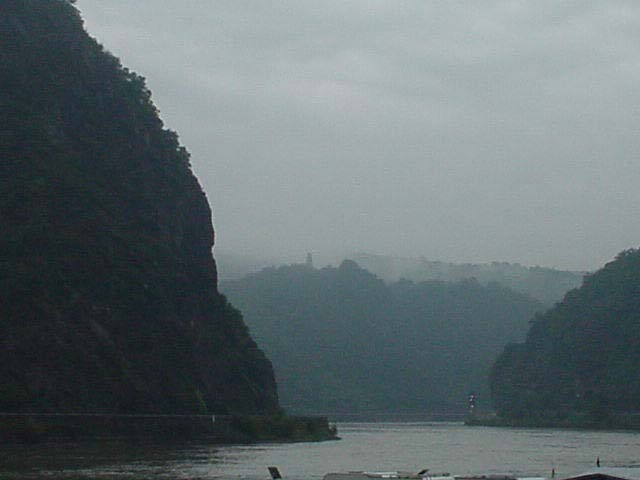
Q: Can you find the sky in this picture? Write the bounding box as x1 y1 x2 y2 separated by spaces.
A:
77 1 640 271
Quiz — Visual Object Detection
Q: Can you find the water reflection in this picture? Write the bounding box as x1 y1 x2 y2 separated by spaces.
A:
0 441 223 479
2 423 640 480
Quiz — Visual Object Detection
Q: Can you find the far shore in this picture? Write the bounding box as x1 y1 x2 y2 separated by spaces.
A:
466 413 640 431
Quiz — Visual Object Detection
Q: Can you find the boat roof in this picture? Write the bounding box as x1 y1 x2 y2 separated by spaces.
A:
324 472 453 480
564 468 640 480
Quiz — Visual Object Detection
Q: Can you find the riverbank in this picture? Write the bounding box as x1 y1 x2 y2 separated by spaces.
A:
466 413 640 431
0 413 338 444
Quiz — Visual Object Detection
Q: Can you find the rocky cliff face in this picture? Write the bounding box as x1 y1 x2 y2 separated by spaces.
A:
0 0 279 414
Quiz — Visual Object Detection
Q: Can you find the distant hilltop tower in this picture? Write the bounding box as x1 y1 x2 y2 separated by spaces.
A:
305 252 314 268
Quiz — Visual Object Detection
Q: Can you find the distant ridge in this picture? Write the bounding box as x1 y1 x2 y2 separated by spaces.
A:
222 261 543 415
216 252 584 306
349 252 585 306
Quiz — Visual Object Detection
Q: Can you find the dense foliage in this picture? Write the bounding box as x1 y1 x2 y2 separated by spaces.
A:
0 0 278 414
490 249 640 424
351 253 584 306
222 261 542 415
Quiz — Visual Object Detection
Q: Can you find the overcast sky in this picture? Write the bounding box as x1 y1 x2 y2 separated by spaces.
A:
78 1 640 271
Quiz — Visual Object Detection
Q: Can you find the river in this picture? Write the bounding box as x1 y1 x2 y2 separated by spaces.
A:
2 422 640 479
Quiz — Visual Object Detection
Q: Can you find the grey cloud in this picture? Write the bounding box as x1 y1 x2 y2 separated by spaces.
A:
78 0 640 270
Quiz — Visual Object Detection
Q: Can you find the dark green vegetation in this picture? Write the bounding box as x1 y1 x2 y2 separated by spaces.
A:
221 261 543 415
0 0 278 415
351 253 584 306
490 249 640 428
0 413 336 444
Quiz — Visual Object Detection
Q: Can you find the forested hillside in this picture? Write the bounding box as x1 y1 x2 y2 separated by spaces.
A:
0 0 278 414
490 249 640 426
222 261 542 415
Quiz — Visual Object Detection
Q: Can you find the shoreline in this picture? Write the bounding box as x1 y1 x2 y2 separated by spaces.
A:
465 414 640 431
0 413 338 444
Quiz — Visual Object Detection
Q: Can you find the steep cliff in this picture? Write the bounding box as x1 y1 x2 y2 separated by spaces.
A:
490 249 640 424
0 0 279 414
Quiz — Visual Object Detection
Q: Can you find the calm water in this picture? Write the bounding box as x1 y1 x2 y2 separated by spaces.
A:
2 422 640 480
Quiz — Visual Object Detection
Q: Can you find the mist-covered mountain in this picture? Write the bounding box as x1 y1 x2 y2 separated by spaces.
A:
0 0 278 414
215 251 281 282
490 248 640 426
217 252 584 307
349 253 585 307
222 261 542 415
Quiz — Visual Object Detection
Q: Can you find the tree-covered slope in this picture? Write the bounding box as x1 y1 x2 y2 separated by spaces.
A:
222 261 542 415
490 249 640 423
0 0 278 414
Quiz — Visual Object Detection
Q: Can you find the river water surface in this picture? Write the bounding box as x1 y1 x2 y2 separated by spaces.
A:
2 422 640 480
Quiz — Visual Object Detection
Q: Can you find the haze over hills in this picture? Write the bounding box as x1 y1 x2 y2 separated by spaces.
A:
221 261 543 416
490 248 640 427
348 253 585 307
0 0 277 415
216 251 585 307
215 251 281 283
